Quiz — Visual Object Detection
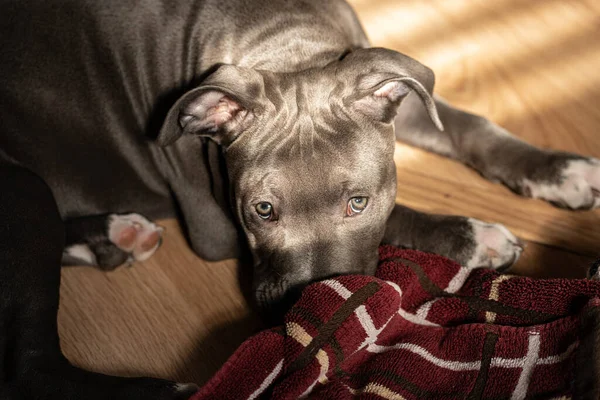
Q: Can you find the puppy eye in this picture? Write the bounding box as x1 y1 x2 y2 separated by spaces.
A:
255 202 274 220
346 197 369 216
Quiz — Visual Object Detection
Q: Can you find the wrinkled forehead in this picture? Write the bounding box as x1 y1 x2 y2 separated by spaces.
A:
260 68 392 144
228 69 397 189
235 143 393 201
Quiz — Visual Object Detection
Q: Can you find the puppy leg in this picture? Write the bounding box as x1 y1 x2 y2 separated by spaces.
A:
160 138 240 261
384 204 523 269
395 93 600 210
62 213 165 269
0 165 197 400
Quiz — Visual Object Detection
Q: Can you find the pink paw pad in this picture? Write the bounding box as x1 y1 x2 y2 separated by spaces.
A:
115 225 139 250
108 214 164 263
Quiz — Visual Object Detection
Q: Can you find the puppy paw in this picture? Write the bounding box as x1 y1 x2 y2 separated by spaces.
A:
466 219 523 270
522 157 600 210
108 213 164 263
172 383 199 400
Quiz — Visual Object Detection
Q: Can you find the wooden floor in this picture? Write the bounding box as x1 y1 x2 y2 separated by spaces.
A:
59 0 600 387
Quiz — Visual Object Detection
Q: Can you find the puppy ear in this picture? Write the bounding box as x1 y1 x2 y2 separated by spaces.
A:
157 65 265 146
338 48 444 130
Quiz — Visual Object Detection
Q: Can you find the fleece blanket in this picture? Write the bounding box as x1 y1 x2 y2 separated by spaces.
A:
191 246 600 399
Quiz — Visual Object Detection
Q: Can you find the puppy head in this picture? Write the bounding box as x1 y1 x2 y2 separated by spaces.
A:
158 48 441 313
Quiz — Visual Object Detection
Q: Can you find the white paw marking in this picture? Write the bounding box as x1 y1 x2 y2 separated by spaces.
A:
467 218 523 269
64 244 97 265
108 213 164 262
175 383 199 394
523 158 600 209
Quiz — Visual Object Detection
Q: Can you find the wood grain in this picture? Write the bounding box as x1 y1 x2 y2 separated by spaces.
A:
58 0 600 386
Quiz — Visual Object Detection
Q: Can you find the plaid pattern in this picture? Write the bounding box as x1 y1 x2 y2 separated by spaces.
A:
191 246 600 399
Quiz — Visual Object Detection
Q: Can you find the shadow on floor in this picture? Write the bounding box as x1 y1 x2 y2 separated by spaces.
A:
174 313 264 385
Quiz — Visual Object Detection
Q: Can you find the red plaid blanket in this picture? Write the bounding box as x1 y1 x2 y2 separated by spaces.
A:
191 246 600 399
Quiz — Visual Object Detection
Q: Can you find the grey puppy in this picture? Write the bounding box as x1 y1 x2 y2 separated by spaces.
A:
1 0 599 398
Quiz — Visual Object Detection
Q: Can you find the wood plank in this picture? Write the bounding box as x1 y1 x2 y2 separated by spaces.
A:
510 241 594 279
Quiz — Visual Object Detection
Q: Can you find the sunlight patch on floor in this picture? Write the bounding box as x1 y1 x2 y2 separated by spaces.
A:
349 0 600 124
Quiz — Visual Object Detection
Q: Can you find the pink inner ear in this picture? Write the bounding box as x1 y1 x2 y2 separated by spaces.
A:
182 91 244 133
204 95 241 130
374 81 410 102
